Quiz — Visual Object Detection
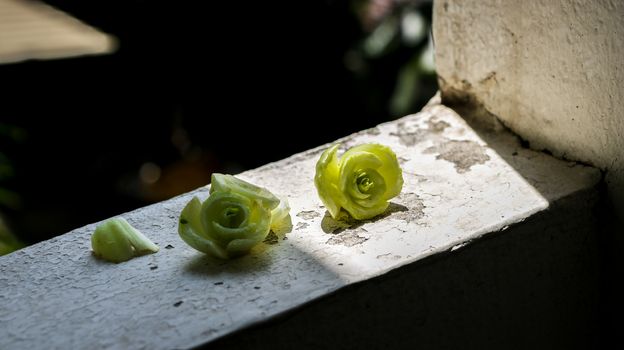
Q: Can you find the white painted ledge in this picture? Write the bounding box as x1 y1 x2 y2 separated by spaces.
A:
0 97 601 349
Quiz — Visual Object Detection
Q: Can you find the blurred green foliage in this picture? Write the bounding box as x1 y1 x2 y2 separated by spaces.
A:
0 122 26 255
0 216 24 256
350 0 436 117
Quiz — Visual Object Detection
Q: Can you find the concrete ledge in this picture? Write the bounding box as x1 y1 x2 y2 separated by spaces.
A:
212 190 601 349
0 98 601 349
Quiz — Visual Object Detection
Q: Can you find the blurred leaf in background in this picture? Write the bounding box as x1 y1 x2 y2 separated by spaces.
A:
0 215 24 256
349 0 436 118
0 122 26 255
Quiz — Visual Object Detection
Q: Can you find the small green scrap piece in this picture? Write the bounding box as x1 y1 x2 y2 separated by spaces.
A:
91 217 159 263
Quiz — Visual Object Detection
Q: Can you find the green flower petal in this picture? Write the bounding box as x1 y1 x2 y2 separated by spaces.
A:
178 197 229 259
270 196 291 232
202 192 271 244
227 238 261 257
347 144 403 200
210 173 280 210
349 169 387 208
314 144 344 219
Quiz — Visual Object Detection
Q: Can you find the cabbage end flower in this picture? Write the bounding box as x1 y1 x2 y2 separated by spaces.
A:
179 174 290 259
314 143 403 220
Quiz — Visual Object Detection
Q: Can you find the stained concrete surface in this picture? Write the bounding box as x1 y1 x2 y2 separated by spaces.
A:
0 99 601 349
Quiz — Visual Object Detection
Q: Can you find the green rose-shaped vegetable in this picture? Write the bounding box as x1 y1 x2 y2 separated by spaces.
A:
315 143 403 220
178 174 290 259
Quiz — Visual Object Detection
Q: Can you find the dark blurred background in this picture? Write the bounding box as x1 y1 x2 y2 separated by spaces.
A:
0 0 436 252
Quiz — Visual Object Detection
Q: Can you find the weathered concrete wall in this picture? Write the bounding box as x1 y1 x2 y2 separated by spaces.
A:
433 0 624 221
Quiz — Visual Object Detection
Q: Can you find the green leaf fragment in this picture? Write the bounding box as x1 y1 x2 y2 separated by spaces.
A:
314 144 342 219
91 218 159 263
270 196 290 232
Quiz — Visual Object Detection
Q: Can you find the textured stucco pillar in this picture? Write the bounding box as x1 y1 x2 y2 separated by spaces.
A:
433 0 624 222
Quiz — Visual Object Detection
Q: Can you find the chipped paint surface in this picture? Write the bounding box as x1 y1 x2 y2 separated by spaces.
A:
0 100 601 349
326 229 369 247
296 210 321 220
425 140 491 173
434 0 624 220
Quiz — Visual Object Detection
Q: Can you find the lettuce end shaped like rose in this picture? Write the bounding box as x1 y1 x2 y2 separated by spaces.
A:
315 143 403 220
178 174 290 259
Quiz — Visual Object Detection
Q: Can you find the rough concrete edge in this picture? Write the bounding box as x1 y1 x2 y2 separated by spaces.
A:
436 78 506 132
191 215 546 348
198 92 606 348
204 182 602 350
2 93 592 264
0 124 379 259
436 79 604 169
187 94 602 348
251 95 591 259
2 94 603 343
437 73 622 229
0 93 603 349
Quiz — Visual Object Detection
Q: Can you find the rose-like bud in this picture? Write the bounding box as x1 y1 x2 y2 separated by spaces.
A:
178 174 290 259
315 143 403 220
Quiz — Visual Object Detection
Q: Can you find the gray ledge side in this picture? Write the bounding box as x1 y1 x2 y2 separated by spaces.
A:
0 99 601 349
